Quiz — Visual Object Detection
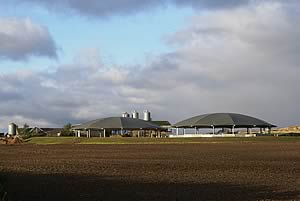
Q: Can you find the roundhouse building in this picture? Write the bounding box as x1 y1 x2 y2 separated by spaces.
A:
173 113 276 136
72 117 164 138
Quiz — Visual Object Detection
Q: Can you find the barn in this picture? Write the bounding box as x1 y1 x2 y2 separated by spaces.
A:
172 113 276 137
72 117 164 138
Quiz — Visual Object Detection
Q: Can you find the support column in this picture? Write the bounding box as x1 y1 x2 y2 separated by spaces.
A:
195 127 197 135
232 125 235 134
212 125 215 135
268 127 273 135
176 128 179 136
183 128 186 135
104 129 106 138
77 130 81 138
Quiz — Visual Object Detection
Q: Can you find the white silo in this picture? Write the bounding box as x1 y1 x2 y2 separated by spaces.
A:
122 112 130 118
8 123 17 136
143 110 151 121
132 110 139 119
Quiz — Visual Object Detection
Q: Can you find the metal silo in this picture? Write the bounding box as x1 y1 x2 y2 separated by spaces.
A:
122 112 130 118
132 110 139 119
8 123 17 136
143 110 151 121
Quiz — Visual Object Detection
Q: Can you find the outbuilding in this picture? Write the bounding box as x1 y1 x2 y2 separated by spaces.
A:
173 113 276 136
72 117 164 138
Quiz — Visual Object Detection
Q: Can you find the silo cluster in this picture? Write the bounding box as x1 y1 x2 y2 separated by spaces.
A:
121 110 152 121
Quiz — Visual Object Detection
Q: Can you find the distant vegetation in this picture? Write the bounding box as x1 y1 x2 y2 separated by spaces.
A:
60 123 75 136
272 125 300 136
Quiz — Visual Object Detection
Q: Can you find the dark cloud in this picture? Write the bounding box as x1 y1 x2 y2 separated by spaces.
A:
174 0 251 9
3 0 297 19
11 0 165 17
0 18 57 61
0 90 23 102
5 0 255 18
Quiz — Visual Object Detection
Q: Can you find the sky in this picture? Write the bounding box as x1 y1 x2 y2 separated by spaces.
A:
0 0 299 130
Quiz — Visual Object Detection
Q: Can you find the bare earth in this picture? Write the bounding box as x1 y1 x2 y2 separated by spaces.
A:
0 142 299 201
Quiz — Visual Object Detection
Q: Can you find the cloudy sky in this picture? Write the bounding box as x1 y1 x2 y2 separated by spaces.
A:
0 0 299 130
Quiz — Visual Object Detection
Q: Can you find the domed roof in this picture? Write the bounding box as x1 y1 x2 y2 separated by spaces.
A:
174 113 276 128
73 117 162 130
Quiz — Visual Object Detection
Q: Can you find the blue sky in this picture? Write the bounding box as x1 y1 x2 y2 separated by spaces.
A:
0 3 193 71
0 0 299 130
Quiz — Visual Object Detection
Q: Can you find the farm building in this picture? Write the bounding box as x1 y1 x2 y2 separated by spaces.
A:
18 127 64 137
72 117 165 138
151 121 172 130
172 113 276 137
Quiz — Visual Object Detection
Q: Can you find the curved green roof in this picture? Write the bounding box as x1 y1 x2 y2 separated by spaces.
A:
174 113 276 128
73 117 163 130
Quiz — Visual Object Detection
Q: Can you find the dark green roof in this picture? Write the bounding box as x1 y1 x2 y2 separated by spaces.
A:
151 121 171 126
174 113 276 128
73 117 163 130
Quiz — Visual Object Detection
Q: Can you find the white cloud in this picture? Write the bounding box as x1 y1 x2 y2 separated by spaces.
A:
0 18 57 61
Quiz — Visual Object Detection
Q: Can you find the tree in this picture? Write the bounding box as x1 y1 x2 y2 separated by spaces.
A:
20 123 31 136
23 123 29 129
60 123 74 136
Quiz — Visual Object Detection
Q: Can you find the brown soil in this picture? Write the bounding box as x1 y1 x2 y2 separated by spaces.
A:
0 142 299 201
0 138 8 145
0 136 23 145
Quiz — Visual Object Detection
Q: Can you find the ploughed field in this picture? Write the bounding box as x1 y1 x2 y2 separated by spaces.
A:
0 142 299 201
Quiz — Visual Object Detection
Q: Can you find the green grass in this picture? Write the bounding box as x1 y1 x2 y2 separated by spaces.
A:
26 137 79 144
26 136 300 145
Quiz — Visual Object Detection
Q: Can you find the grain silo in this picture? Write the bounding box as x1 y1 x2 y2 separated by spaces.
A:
122 112 130 118
132 110 139 119
143 110 151 121
8 123 17 136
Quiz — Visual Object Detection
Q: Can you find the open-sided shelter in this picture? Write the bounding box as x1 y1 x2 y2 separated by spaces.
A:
72 117 163 138
174 113 276 135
